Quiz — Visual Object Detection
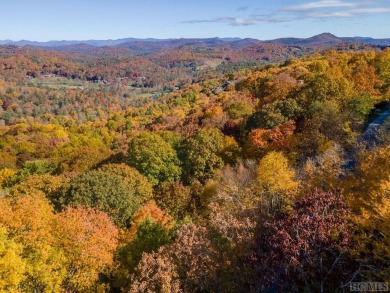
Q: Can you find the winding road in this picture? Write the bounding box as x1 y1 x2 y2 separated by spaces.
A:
362 105 390 142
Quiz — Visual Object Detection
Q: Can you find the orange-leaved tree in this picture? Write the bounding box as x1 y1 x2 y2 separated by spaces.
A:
53 207 118 292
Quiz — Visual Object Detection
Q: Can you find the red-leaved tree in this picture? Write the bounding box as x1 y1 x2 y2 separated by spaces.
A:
253 190 356 293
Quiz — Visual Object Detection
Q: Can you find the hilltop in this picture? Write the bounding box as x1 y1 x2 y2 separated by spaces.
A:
1 33 389 53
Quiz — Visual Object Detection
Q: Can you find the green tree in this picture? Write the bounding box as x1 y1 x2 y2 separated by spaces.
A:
9 160 55 186
126 132 182 186
182 128 225 183
114 218 171 291
99 164 153 202
246 99 302 130
127 217 171 266
347 93 374 121
113 200 172 290
225 101 253 120
58 169 145 226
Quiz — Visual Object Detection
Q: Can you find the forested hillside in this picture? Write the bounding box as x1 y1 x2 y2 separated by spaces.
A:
0 47 389 292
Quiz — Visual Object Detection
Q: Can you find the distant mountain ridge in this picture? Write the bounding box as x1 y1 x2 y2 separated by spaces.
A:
1 33 389 53
265 33 343 46
0 37 148 47
265 33 390 47
0 37 241 47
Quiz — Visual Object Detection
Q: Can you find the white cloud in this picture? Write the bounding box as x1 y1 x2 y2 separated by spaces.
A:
286 1 390 18
182 0 390 26
284 0 357 11
352 7 390 13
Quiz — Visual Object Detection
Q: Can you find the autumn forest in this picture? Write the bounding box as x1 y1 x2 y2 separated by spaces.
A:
0 39 389 292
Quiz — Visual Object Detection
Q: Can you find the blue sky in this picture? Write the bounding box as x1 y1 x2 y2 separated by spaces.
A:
1 0 390 41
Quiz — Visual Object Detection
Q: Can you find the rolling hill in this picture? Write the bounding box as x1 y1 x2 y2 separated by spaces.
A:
1 33 389 53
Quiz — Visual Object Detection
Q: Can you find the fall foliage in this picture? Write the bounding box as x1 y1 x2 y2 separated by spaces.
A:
0 45 389 291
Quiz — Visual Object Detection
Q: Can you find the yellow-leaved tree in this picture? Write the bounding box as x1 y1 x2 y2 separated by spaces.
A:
0 193 67 292
0 168 16 189
0 227 26 293
345 145 390 281
256 151 299 213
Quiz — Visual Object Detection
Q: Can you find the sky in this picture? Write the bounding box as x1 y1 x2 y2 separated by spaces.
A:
1 0 390 41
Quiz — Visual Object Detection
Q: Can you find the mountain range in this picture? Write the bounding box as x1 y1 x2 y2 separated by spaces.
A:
1 33 389 53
